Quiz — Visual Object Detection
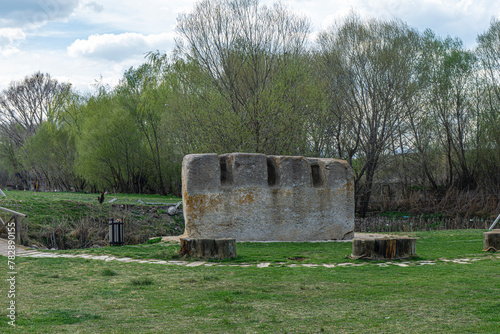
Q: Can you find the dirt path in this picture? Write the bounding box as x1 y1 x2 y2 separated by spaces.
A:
0 238 497 268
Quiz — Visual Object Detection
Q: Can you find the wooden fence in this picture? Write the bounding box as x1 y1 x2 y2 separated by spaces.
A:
0 206 27 244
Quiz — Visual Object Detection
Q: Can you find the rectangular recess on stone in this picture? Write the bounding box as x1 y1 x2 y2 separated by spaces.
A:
220 156 232 185
311 163 324 188
267 157 278 186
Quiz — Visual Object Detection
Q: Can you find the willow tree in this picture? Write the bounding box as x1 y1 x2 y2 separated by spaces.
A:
116 64 174 194
174 0 311 154
317 15 422 216
75 91 146 193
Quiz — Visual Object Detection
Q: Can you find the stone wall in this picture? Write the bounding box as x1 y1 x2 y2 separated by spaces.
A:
181 153 354 241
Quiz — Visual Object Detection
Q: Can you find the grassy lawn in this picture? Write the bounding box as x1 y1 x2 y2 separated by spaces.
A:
0 190 183 247
1 230 499 333
53 229 489 264
0 190 181 227
0 190 181 206
0 191 499 332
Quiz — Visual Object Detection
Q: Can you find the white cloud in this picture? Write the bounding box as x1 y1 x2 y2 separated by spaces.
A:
2 0 500 94
0 0 80 29
83 1 104 13
0 28 26 45
67 32 175 61
71 0 191 35
0 47 144 94
0 28 26 56
283 0 500 46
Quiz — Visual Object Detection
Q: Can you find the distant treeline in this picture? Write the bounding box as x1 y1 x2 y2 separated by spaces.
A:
1 0 500 217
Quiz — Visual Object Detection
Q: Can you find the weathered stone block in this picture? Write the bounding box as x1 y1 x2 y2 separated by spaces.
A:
182 153 354 241
182 153 220 192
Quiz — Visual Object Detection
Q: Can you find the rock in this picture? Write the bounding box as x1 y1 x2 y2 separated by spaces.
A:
167 202 182 216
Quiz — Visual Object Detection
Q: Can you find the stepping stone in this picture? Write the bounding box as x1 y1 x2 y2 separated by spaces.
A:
376 263 389 267
392 263 409 267
418 261 435 266
337 263 354 267
186 261 205 267
168 261 188 266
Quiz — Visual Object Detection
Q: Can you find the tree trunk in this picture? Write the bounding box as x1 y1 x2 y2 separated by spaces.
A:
180 238 237 259
483 230 500 252
352 237 416 259
358 159 377 218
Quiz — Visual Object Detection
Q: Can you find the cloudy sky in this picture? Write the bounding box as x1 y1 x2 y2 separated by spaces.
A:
0 0 498 93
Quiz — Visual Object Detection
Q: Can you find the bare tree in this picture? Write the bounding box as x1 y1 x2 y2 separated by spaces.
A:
317 14 422 216
0 72 70 147
422 36 479 189
175 0 311 154
0 72 71 189
475 19 500 192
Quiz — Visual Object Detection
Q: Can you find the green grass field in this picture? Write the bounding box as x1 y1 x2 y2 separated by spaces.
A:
0 230 499 333
0 190 183 247
0 190 499 332
0 189 181 204
54 229 488 263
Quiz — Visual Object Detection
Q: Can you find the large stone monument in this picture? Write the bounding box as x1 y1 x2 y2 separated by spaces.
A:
181 153 354 241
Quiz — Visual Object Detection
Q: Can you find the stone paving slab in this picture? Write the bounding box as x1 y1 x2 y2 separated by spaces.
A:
1 238 498 269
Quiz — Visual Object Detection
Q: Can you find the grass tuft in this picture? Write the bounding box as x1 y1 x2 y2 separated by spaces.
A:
203 274 219 281
101 268 118 276
146 237 162 244
130 277 154 286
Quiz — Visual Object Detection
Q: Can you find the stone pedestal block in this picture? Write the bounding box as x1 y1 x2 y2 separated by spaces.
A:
182 153 354 241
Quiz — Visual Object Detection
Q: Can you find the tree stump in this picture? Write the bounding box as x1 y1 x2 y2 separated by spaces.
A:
352 237 416 259
179 238 236 259
483 230 500 252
